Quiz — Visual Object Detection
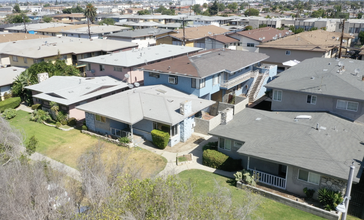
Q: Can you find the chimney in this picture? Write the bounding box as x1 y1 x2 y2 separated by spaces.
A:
316 123 320 130
220 108 234 125
180 100 192 116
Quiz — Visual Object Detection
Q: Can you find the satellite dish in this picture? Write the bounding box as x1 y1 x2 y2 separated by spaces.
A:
134 82 140 87
128 84 134 89
125 74 130 78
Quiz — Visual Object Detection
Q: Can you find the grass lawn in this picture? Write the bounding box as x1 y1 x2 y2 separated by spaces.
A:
9 110 166 178
178 170 360 220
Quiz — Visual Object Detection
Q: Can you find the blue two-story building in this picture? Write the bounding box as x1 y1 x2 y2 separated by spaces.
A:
141 49 277 103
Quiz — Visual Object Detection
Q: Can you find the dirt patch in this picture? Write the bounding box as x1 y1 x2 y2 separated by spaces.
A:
164 134 206 153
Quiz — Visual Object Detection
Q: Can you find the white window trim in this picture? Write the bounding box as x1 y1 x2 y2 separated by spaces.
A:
200 78 206 88
12 56 18 62
95 115 106 123
307 95 317 105
168 76 177 85
213 75 219 85
297 169 320 185
272 90 282 102
110 127 121 136
336 100 359 112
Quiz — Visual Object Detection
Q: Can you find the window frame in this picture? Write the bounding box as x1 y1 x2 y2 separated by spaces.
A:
285 50 291 55
23 57 27 64
12 56 18 62
272 90 282 102
200 78 206 88
247 43 255 47
336 100 359 112
213 74 219 85
307 95 317 105
297 169 320 185
114 66 123 72
99 64 105 72
95 115 106 123
171 124 178 137
168 76 178 85
110 127 122 136
219 138 231 151
149 72 160 78
191 78 197 88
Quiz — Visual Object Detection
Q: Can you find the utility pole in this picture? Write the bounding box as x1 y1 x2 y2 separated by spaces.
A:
248 3 251 17
182 17 186 46
338 18 345 58
22 14 27 33
341 162 355 220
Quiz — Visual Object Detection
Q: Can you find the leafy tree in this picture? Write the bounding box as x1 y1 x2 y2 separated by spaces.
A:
259 24 268 28
137 9 150 15
262 8 270 13
192 4 201 14
358 12 363 19
5 13 30 23
203 3 208 8
154 5 175 15
26 135 38 155
227 2 238 12
13 3 21 13
245 25 253 30
244 8 259 16
73 5 84 13
43 3 50 7
359 31 364 45
84 3 97 39
62 8 72 14
209 0 219 15
99 18 115 25
42 16 52 23
311 9 325 18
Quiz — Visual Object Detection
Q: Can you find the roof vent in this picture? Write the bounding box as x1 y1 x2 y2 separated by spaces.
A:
323 69 328 72
355 68 360 74
311 76 315 80
255 118 261 121
295 115 312 120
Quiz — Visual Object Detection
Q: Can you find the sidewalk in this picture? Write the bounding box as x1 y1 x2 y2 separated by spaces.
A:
16 102 33 113
137 133 235 179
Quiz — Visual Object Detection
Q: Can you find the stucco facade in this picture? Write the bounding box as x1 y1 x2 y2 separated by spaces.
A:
87 63 144 83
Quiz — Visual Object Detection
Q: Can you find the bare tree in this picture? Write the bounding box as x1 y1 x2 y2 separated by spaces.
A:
0 117 24 166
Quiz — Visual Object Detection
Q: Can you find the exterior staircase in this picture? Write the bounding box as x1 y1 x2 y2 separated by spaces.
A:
248 72 268 103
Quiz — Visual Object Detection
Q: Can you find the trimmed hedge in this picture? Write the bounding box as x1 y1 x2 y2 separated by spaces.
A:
0 97 21 112
202 142 218 151
203 149 242 171
151 129 170 149
31 104 42 110
67 117 77 126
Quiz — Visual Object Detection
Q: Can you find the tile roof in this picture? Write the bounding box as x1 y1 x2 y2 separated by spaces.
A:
233 27 292 43
209 108 364 182
0 67 26 87
171 25 229 41
265 57 364 101
140 49 269 78
257 30 354 52
207 34 239 44
77 85 214 125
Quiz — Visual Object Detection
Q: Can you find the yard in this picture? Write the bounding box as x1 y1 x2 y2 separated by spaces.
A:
178 170 361 220
9 110 167 178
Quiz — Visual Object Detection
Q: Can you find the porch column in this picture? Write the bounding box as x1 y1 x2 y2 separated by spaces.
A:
130 124 134 145
247 156 250 170
284 166 288 190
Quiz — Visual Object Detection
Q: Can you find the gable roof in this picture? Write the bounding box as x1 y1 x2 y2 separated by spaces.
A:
0 67 26 87
257 30 354 52
232 27 292 43
171 25 229 41
207 34 239 44
140 49 269 78
265 57 364 101
25 76 128 106
76 85 214 125
209 108 364 182
106 28 174 38
80 44 202 68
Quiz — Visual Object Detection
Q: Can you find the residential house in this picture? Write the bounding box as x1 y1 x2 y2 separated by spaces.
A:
1 37 137 71
52 14 86 23
25 75 129 120
106 28 175 48
209 108 364 198
336 19 364 43
4 23 72 34
124 8 145 15
228 27 292 52
294 18 339 32
257 30 354 71
80 44 202 84
60 25 130 39
204 34 240 50
157 25 229 48
0 67 25 100
141 49 277 103
265 57 364 125
77 85 214 146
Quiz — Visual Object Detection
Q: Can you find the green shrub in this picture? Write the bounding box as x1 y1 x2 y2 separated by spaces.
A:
31 104 42 110
30 109 52 123
234 169 257 186
303 187 315 199
56 122 61 128
3 92 12 100
2 108 17 120
202 142 218 151
81 125 88 131
60 119 68 125
151 129 170 149
203 149 242 171
318 188 343 211
118 137 130 146
26 135 38 155
0 97 21 112
67 117 77 126
56 111 67 123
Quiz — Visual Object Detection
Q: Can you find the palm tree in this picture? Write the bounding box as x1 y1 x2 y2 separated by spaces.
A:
84 3 97 39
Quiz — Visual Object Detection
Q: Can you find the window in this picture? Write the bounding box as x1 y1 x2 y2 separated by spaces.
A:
149 72 160 78
12 56 18 62
94 51 101 56
298 169 320 185
213 74 219 85
200 78 205 88
168 76 178 85
171 124 178 136
233 141 243 151
86 63 91 71
83 53 92 58
100 64 105 71
247 43 255 47
285 50 291 55
110 127 121 136
114 66 123 72
34 58 44 64
273 90 282 101
307 95 317 105
336 100 359 112
219 138 231 151
60 55 67 60
23 57 27 64
191 78 197 88
95 115 106 123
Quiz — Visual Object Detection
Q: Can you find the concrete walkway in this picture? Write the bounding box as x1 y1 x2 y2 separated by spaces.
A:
16 102 33 113
137 133 235 179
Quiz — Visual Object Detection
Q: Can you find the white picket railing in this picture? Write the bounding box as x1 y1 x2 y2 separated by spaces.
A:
248 169 286 190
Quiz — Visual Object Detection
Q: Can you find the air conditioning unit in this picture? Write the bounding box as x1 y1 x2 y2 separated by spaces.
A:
168 77 177 84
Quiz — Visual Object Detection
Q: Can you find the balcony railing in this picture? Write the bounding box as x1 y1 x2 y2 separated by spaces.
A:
220 70 259 89
248 168 286 190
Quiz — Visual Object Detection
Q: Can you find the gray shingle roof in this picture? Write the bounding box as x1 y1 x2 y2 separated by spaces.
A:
265 58 364 101
0 67 25 87
209 108 364 182
77 85 214 125
106 28 173 38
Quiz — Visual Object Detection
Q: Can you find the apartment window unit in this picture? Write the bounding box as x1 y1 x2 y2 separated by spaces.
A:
148 72 160 78
110 127 121 136
99 64 105 71
168 76 178 85
23 57 27 64
336 100 359 112
307 95 317 105
298 169 320 185
272 90 282 102
219 138 231 151
114 66 123 72
247 43 255 47
285 50 291 55
12 56 18 62
191 78 197 88
213 74 219 85
200 78 206 88
95 115 106 123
